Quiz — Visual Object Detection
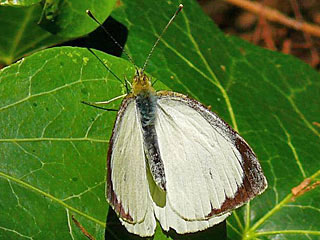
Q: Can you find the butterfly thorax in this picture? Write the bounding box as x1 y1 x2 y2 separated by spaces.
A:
132 70 155 96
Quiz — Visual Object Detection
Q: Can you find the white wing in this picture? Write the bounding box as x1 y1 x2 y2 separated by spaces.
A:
107 97 156 236
155 93 267 221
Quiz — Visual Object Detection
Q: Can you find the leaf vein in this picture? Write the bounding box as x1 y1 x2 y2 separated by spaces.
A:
249 170 320 233
0 171 106 227
0 137 108 143
273 114 306 178
0 78 106 112
0 226 33 240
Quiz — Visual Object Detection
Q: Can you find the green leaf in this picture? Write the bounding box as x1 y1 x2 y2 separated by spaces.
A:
36 0 117 37
1 1 320 240
0 47 134 240
0 0 116 65
0 4 62 65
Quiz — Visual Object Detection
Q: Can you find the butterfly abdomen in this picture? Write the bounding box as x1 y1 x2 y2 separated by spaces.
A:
136 91 166 190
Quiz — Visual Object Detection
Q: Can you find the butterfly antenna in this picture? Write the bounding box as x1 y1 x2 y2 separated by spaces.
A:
142 4 183 72
86 10 139 72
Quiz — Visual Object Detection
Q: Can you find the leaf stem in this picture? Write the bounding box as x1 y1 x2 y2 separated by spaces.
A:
249 194 292 233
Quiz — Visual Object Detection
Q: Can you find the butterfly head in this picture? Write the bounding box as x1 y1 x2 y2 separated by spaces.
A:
132 69 155 96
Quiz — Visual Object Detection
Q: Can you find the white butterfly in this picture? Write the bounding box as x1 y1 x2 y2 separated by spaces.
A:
86 4 267 237
106 71 267 237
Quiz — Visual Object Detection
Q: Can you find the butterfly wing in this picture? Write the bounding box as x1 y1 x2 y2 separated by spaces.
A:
154 92 267 222
153 190 230 234
107 96 156 236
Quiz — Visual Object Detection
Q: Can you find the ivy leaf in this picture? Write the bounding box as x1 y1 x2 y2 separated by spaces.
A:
0 0 116 65
1 0 320 240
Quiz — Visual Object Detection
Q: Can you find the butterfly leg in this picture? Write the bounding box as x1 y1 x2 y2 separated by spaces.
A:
81 94 127 111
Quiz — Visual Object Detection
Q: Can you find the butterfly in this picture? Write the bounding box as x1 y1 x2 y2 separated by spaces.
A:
86 4 267 237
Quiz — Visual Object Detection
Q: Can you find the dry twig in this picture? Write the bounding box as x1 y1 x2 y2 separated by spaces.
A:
224 0 320 38
290 0 319 67
291 178 320 201
72 215 96 240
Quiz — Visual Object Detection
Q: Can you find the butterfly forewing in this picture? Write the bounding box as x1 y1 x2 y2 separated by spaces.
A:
107 96 155 230
155 91 267 220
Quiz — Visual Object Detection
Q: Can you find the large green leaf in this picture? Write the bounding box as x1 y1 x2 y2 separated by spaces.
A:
0 47 133 240
0 0 116 65
1 0 320 240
